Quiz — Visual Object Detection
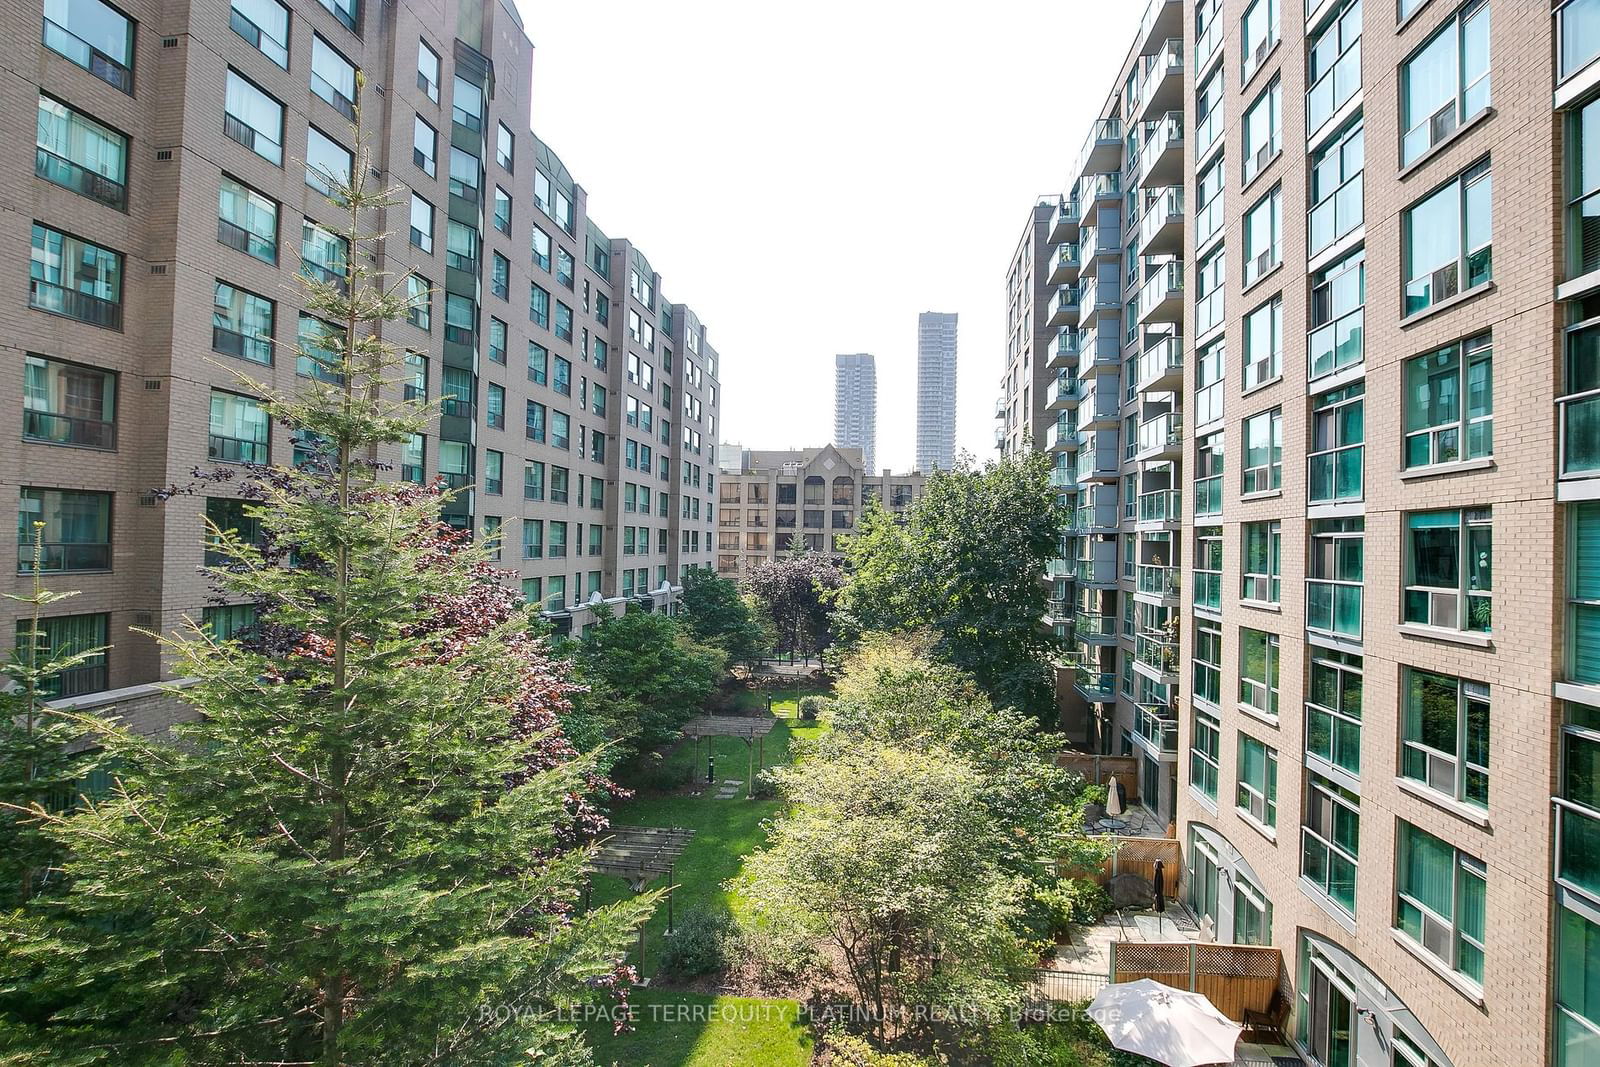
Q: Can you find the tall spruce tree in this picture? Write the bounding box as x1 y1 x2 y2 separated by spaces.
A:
0 80 653 1066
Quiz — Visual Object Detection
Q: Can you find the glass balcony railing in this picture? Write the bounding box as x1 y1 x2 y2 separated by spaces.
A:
1135 631 1179 674
1049 467 1077 489
1561 387 1600 479
1135 703 1179 753
1076 613 1117 640
1137 564 1179 598
1052 243 1081 277
1556 797 1600 897
1047 374 1079 408
1308 308 1364 380
1054 328 1081 362
1049 286 1081 321
1138 412 1182 454
1309 173 1364 258
1139 334 1184 388
1139 39 1183 111
1306 578 1362 639
1193 568 1222 611
1074 667 1117 701
1138 488 1181 524
1193 475 1222 518
1045 558 1074 579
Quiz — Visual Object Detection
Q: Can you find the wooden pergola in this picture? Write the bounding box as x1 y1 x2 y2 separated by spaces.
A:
680 714 780 798
590 825 696 933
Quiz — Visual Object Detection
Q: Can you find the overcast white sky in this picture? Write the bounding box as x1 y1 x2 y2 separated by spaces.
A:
515 1 1143 473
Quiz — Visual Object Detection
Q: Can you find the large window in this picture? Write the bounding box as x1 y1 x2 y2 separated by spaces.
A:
17 612 108 697
231 0 288 67
1309 119 1363 256
449 147 480 201
217 175 277 263
1241 0 1280 82
208 390 268 464
1404 507 1492 632
1241 79 1281 183
1309 382 1363 503
43 0 133 92
1404 159 1492 314
1308 518 1364 639
224 70 283 165
1236 732 1278 828
297 313 344 383
1573 505 1600 685
1196 247 1226 334
496 122 514 170
1401 0 1490 164
1195 526 1222 611
18 488 111 573
316 0 358 32
1196 68 1225 156
413 115 436 177
1307 0 1362 133
29 223 122 330
417 40 440 102
212 281 275 365
1309 249 1365 379
1194 618 1221 707
1242 408 1282 493
1302 774 1360 915
1402 668 1490 807
1195 337 1224 426
1307 647 1363 776
1242 296 1281 389
1239 628 1280 717
1396 821 1486 984
35 96 127 210
530 284 550 329
1556 901 1600 1065
306 127 352 198
1243 186 1281 285
1196 155 1226 248
494 187 511 234
1575 94 1600 287
310 35 357 119
1192 707 1221 801
409 194 433 253
1405 334 1493 467
300 220 347 288
1195 431 1224 516
23 355 115 449
405 275 431 331
1242 521 1281 604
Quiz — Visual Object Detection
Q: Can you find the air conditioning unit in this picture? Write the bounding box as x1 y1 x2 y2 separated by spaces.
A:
1254 38 1269 65
1255 143 1271 172
1430 262 1460 302
1429 102 1457 147
1255 250 1273 276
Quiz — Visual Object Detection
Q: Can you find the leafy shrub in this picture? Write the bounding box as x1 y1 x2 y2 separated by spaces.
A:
798 695 827 721
657 908 733 977
827 1031 946 1066
1034 877 1110 938
726 915 818 986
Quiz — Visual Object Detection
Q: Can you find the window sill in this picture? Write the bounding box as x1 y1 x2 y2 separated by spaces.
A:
1188 787 1220 817
1239 598 1281 614
1308 360 1366 395
1239 489 1282 503
1235 809 1278 844
1240 38 1282 97
1307 500 1365 521
1236 702 1280 729
1240 149 1282 199
1399 280 1495 328
1242 259 1284 298
1397 107 1495 181
1397 0 1437 33
1390 929 1486 1007
1298 877 1359 935
1393 776 1492 829
1558 267 1600 304
1397 455 1495 481
1241 374 1283 399
1398 622 1492 649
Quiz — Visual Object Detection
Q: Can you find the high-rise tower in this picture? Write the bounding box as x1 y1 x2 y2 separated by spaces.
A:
834 353 877 472
915 311 958 471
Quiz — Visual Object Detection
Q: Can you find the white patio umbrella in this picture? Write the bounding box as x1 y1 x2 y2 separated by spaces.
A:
1105 775 1124 817
1088 978 1243 1067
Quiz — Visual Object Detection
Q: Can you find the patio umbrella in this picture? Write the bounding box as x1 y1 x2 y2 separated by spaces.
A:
1088 978 1242 1067
1105 776 1124 817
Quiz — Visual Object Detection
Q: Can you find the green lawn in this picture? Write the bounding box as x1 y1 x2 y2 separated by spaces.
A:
584 990 812 1067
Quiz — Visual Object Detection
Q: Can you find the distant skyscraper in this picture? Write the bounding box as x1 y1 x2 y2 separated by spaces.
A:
916 312 959 471
834 353 877 472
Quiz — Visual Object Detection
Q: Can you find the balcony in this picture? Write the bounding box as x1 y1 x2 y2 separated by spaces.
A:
1076 119 1123 178
1078 170 1121 211
1044 557 1075 581
1046 374 1079 411
1046 418 1080 453
1076 486 1119 532
1047 285 1081 327
1137 334 1184 391
1081 328 1122 374
1135 564 1180 604
1080 223 1120 263
1134 630 1179 685
29 279 121 331
1049 197 1082 244
1135 0 1182 55
1075 548 1118 588
1079 281 1123 329
1306 578 1362 640
1137 262 1183 325
1047 327 1081 370
1136 412 1181 460
1133 702 1179 758
1073 665 1117 704
1044 597 1072 626
1140 112 1184 186
1049 467 1078 492
1074 434 1120 483
1139 187 1184 256
1137 488 1182 529
1049 242 1081 284
1075 612 1119 644
1560 387 1600 485
1137 38 1184 120
23 409 116 450
1079 378 1121 429
17 541 111 573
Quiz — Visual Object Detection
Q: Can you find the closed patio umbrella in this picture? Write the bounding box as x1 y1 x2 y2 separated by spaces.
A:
1105 776 1124 817
1088 978 1242 1067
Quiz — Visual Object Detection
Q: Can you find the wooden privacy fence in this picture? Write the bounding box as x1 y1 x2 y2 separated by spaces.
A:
1057 752 1139 787
1077 834 1183 895
1109 942 1282 1022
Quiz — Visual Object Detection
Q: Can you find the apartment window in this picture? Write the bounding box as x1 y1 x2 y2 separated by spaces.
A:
310 35 357 119
204 500 260 564
595 291 610 326
491 253 509 300
551 411 570 451
592 384 606 417
1403 333 1493 466
29 223 122 330
409 115 437 178
531 228 552 273
1405 508 1492 632
534 171 553 216
417 40 440 102
216 175 277 264
1572 504 1600 684
1308 518 1364 639
1191 708 1221 801
1302 774 1360 916
1310 119 1364 256
523 461 545 501
23 355 115 450
1309 249 1365 379
1239 628 1280 717
212 282 274 365
485 384 504 431
297 313 345 383
1401 0 1491 165
17 488 111 573
1556 902 1600 1062
42 0 133 92
1395 821 1486 984
530 284 550 328
1242 297 1281 389
1307 0 1362 132
305 126 352 198
316 0 358 32
557 247 575 289
553 356 571 397
1197 65 1225 157
1196 247 1226 335
1404 160 1492 314
1310 382 1363 503
1236 733 1278 828
1241 0 1279 82
1196 156 1226 248
1308 647 1363 776
521 518 543 560
1195 431 1224 517
528 342 547 386
448 147 480 201
555 303 573 342
443 223 477 275
405 274 431 331
1241 79 1282 183
18 612 108 697
1194 617 1222 707
1193 526 1222 612
496 122 514 170
208 390 269 464
481 448 502 495
452 76 483 133
1242 521 1281 604
300 222 347 293
202 604 258 643
548 522 568 559
401 434 423 483
1190 338 1223 428
1242 408 1282 493
1243 186 1282 286
1558 700 1600 900
406 194 434 253
494 187 511 234
224 70 283 165
35 96 127 211
1403 668 1490 807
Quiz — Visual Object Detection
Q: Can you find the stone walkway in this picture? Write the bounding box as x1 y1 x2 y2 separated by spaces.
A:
714 778 743 799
